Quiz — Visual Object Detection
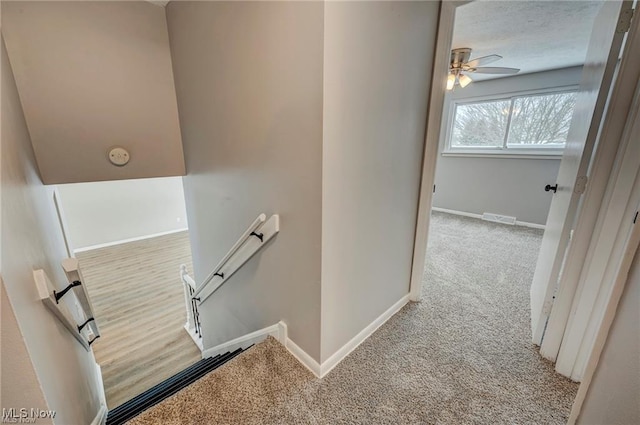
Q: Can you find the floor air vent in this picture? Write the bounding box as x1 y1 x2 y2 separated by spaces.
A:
106 348 245 425
482 212 517 225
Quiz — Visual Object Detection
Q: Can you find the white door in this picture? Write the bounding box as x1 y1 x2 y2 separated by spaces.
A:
530 0 632 345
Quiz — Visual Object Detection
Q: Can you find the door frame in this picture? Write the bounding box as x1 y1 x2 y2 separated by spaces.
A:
544 14 640 378
410 0 467 302
410 0 635 380
567 176 640 424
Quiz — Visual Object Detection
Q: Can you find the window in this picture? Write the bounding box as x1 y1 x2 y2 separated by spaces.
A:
447 90 577 155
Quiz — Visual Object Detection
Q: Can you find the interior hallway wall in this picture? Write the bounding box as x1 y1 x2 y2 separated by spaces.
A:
166 1 324 361
1 37 103 425
1 1 184 184
321 1 438 362
432 67 583 225
1 279 51 424
56 177 188 251
578 248 640 424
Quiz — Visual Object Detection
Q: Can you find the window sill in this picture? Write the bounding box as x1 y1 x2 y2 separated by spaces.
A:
442 150 563 160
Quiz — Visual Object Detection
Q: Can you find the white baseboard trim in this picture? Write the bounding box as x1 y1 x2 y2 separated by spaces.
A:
90 404 108 425
285 337 322 378
184 324 204 352
285 294 410 379
202 321 287 359
320 294 410 377
74 228 189 253
199 295 409 380
432 207 546 230
93 361 108 409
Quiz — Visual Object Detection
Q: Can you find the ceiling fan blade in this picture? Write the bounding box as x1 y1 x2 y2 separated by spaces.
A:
470 67 520 75
465 54 502 68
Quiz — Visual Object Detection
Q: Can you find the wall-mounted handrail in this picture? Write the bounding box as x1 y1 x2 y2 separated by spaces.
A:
33 267 98 351
182 213 280 307
193 213 266 298
179 213 279 350
61 258 101 338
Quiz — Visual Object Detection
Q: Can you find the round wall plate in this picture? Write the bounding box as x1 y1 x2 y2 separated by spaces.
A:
108 147 130 166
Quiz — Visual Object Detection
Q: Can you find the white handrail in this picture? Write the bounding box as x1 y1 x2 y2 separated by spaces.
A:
180 264 203 351
33 268 97 351
193 213 266 297
196 214 279 304
61 258 100 339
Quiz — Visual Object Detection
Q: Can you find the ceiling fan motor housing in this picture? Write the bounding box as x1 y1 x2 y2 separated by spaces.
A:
450 47 472 70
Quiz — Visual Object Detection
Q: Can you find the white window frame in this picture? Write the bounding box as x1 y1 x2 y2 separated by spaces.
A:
443 86 579 159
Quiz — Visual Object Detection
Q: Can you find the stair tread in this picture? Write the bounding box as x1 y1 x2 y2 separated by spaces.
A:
106 348 245 425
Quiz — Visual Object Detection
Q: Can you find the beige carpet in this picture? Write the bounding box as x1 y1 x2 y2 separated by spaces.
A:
77 231 201 409
128 212 578 424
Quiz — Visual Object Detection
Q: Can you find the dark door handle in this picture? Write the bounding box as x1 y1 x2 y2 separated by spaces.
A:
545 184 558 193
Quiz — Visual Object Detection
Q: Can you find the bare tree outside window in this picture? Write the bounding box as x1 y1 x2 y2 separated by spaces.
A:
451 100 510 147
449 91 577 151
507 92 576 146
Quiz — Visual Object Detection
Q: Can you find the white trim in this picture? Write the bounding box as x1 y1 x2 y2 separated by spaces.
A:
184 324 204 352
540 7 640 366
284 295 410 379
73 228 189 253
320 294 410 378
285 337 322 378
202 321 287 359
410 0 461 302
94 362 107 410
441 152 563 160
567 198 640 424
90 404 108 425
556 75 640 381
52 188 75 258
432 207 546 230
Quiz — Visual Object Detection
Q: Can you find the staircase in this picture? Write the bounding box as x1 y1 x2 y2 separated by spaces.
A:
106 348 246 425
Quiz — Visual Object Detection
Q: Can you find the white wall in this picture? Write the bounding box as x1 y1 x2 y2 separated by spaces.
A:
578 248 640 424
1 37 103 425
56 177 188 250
166 1 324 361
2 1 184 184
1 279 51 424
321 1 438 362
432 67 584 225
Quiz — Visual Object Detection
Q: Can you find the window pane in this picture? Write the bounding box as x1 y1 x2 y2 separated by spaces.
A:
451 100 510 148
507 92 576 147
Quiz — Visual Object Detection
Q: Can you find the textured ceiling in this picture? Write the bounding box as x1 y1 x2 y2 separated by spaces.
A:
453 0 604 80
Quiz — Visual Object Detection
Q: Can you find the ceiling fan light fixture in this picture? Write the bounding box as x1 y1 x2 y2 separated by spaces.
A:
458 73 472 88
446 73 456 90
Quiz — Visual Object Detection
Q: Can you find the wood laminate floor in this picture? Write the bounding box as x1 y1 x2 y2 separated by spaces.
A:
77 231 201 409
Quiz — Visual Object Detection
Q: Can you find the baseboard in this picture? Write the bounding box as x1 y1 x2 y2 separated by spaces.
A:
73 228 189 253
285 294 410 379
184 324 204 352
285 337 322 378
90 404 108 425
200 294 409 380
320 294 410 377
202 321 287 359
432 207 545 230
94 362 107 407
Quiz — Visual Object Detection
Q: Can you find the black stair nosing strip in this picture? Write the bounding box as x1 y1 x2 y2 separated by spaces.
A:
106 353 232 423
108 352 223 414
111 356 220 406
107 349 243 425
108 355 220 416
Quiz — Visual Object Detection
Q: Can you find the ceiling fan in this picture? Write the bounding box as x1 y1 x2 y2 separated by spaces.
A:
447 48 520 90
